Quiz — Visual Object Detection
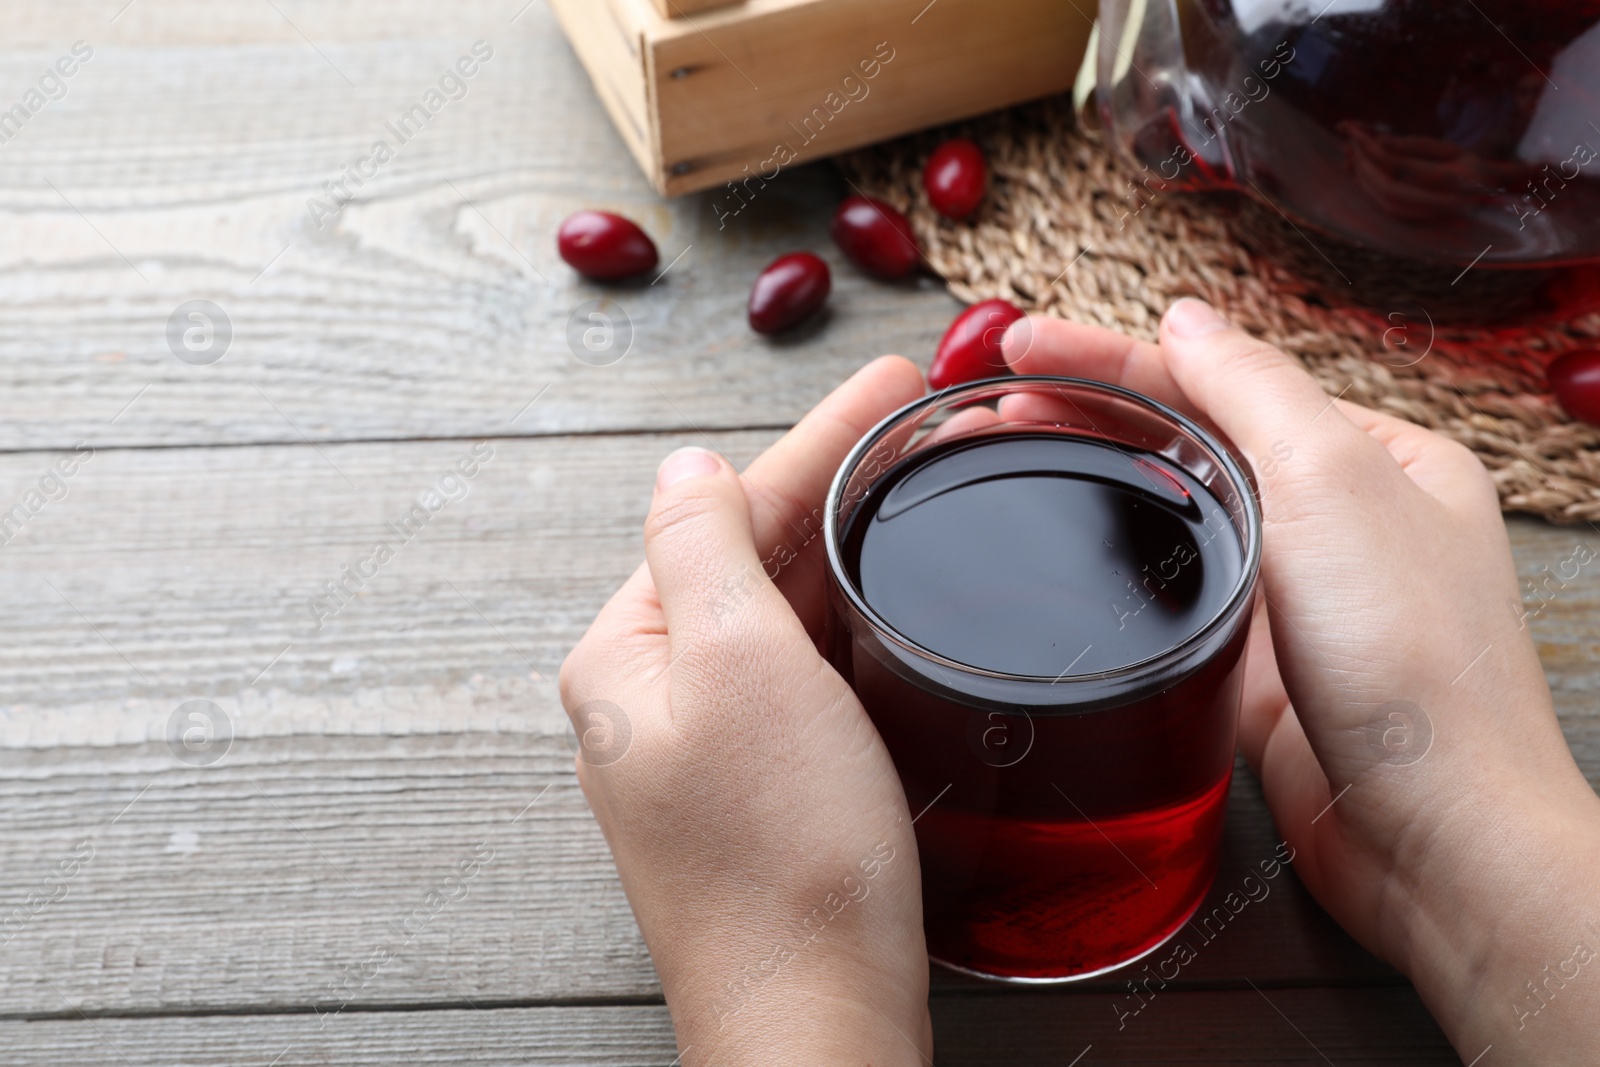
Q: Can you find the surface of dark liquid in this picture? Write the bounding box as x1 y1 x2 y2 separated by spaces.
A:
1136 1 1600 322
830 432 1252 980
842 434 1242 677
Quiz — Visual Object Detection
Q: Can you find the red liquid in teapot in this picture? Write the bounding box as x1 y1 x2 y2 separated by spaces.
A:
1152 2 1600 322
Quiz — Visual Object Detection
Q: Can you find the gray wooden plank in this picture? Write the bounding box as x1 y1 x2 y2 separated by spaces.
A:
0 732 1386 1016
0 734 652 1014
1513 519 1600 763
0 987 1456 1066
0 430 1591 768
0 0 961 451
2 1003 681 1067
0 430 1593 1014
0 431 776 716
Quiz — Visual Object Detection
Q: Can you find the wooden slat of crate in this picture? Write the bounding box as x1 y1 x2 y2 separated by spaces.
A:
548 0 1092 196
649 0 743 15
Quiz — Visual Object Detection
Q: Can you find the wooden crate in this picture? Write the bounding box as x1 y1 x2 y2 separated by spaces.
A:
547 0 1092 198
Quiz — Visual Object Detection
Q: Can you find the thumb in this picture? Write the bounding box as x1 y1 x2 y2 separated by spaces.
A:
642 446 788 678
1161 301 1423 788
1159 299 1386 497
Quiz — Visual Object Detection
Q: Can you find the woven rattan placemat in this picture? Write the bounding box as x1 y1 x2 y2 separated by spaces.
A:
839 99 1600 523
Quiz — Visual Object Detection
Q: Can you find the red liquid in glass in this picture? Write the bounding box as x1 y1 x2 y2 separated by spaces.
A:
1139 2 1600 322
830 434 1249 980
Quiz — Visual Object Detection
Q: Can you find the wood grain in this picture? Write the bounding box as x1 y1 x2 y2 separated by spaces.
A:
0 431 1591 763
0 731 1391 1016
1 3 1595 1061
0 988 1456 1066
649 0 743 16
0 0 964 453
0 430 1379 1014
0 430 1593 1019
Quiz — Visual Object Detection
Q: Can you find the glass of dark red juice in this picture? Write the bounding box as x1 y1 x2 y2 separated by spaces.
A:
823 375 1262 982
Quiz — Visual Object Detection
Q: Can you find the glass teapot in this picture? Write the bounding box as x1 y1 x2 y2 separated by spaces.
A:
1091 0 1600 268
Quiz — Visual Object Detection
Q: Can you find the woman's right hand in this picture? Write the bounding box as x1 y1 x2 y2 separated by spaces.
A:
559 357 933 1067
1005 299 1600 1067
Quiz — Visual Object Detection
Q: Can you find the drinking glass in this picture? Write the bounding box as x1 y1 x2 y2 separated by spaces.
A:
823 375 1262 982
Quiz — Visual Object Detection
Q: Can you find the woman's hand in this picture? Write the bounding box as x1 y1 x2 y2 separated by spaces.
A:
559 357 932 1067
1005 299 1600 1067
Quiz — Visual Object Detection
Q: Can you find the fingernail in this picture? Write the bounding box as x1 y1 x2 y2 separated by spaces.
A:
656 447 720 491
999 318 1028 354
1165 298 1231 338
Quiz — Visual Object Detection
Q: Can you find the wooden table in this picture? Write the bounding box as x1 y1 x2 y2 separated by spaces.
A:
1 3 1594 1063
